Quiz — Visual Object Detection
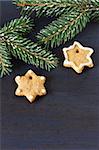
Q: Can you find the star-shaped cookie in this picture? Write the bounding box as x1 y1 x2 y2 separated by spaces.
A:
15 70 47 103
63 41 94 73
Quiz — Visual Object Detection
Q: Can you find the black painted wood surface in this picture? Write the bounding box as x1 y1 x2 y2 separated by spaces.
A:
1 1 99 150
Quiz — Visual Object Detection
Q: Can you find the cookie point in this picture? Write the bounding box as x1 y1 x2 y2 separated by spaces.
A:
28 70 33 74
74 41 79 45
75 68 83 74
89 48 94 55
27 95 34 103
89 63 94 68
63 48 67 52
15 89 21 95
40 76 46 81
76 71 82 74
41 89 46 95
15 76 20 81
63 60 68 67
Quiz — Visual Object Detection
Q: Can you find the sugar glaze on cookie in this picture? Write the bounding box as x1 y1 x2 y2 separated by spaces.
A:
63 41 94 73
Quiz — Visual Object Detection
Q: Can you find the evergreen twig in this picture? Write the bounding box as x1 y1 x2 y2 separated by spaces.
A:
7 34 58 71
0 16 58 77
0 42 12 77
37 10 90 48
14 0 99 17
0 16 33 35
14 0 99 48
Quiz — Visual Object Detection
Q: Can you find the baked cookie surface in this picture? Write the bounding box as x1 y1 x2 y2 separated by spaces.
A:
63 41 94 73
15 70 47 103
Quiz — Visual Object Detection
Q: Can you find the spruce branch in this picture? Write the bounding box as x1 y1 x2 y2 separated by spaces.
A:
0 42 12 77
14 0 99 17
0 16 33 35
0 16 33 77
14 0 99 48
90 0 99 20
0 16 58 77
37 10 90 48
14 0 87 17
6 34 58 71
90 0 99 7
91 10 99 20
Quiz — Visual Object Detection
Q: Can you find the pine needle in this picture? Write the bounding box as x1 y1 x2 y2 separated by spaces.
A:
37 10 90 48
0 16 58 77
7 34 58 71
14 0 99 17
0 16 33 35
14 0 99 48
0 42 12 77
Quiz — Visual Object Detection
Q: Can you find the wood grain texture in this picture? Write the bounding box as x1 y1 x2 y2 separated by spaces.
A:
0 1 99 150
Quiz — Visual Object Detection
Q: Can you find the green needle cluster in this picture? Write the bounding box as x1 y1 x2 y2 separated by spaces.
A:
14 0 99 48
0 16 58 77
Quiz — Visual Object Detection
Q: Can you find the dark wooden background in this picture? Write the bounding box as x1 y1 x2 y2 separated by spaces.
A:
0 1 99 150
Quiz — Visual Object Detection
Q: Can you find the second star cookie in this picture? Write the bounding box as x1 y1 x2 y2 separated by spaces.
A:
15 70 47 103
63 41 94 73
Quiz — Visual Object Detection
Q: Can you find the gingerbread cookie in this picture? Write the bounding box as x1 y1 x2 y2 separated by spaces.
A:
63 41 94 73
15 70 47 103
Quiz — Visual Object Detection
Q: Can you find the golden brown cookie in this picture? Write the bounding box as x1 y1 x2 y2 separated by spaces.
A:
15 70 47 103
63 41 94 73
